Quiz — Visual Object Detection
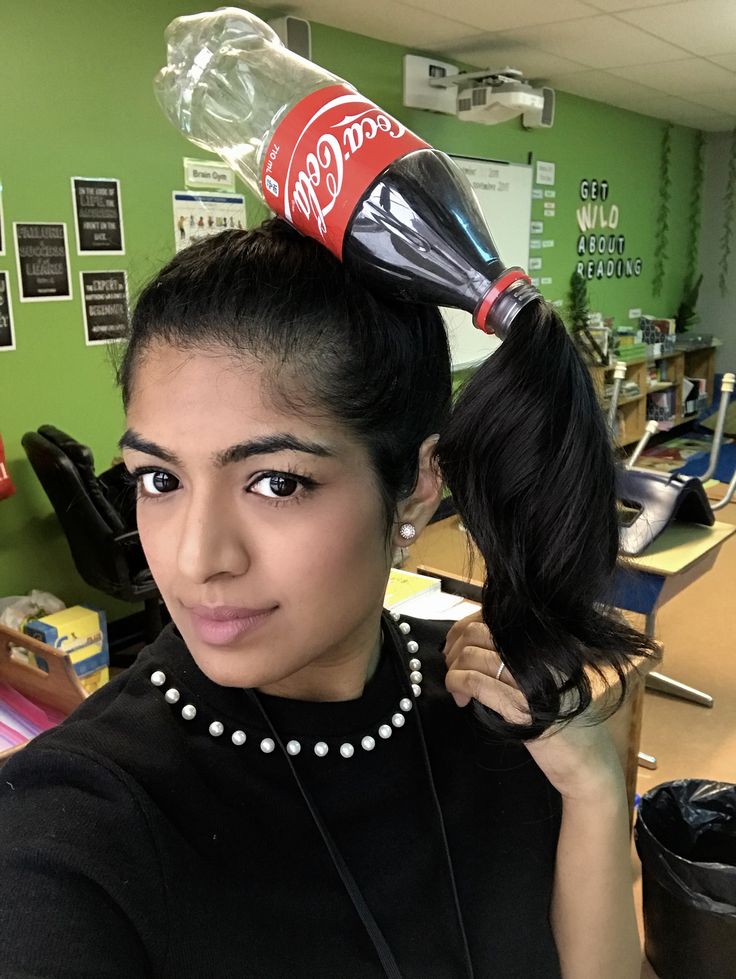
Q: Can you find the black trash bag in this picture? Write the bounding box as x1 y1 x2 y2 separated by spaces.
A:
635 779 736 979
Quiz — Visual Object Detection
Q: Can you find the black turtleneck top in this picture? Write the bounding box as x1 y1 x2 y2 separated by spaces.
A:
0 613 562 978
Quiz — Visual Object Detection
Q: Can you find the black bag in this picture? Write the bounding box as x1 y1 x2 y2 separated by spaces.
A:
635 779 736 979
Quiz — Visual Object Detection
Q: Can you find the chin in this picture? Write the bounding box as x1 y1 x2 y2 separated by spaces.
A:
184 636 296 691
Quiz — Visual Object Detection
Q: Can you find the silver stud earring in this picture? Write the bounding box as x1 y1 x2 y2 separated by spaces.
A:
399 522 416 542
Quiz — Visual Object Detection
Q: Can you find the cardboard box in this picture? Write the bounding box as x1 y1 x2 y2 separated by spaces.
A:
23 606 109 685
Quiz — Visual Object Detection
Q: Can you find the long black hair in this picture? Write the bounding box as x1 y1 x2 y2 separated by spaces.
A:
438 306 656 738
120 218 655 741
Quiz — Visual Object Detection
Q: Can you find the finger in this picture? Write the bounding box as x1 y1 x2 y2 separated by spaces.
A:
451 646 520 691
445 668 531 725
443 609 484 653
444 620 495 667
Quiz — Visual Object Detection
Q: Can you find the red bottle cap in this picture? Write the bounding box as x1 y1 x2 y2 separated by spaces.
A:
473 268 538 338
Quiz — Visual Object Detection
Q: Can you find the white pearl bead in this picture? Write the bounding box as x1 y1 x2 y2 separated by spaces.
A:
378 724 392 739
407 640 419 654
361 735 376 751
399 622 411 634
260 738 275 753
231 730 246 746
181 704 197 720
209 721 224 737
410 670 422 684
412 683 421 698
164 688 180 704
340 743 354 758
314 741 329 757
399 697 413 712
286 740 301 756
150 670 166 686
390 611 400 621
391 712 405 728
409 658 421 671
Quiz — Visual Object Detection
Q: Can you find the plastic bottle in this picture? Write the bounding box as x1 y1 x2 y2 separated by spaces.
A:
155 7 540 337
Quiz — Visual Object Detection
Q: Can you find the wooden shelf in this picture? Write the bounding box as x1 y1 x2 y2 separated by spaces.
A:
648 382 677 393
589 343 717 446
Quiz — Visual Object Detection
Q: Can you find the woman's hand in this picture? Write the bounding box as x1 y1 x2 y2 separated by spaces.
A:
443 612 626 804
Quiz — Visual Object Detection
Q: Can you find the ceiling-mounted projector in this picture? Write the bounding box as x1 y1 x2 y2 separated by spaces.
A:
403 56 554 128
457 81 544 124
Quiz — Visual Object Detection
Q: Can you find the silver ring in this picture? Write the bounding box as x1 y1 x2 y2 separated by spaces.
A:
495 662 506 681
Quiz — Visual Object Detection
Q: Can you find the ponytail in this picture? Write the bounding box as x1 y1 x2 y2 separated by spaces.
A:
436 301 657 741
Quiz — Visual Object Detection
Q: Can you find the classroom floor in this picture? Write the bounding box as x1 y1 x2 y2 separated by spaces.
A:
633 501 736 978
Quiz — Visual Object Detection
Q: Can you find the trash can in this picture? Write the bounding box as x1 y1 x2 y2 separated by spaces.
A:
635 779 736 979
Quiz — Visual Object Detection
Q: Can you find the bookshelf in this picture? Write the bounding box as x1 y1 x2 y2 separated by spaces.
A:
589 345 717 446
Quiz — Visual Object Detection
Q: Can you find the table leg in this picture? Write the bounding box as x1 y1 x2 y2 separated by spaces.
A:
645 672 714 707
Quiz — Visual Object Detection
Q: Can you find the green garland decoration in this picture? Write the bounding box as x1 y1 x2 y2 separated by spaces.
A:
652 123 672 297
689 130 705 267
718 127 736 297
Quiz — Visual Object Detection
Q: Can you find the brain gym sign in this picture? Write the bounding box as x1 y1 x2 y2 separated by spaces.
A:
575 178 642 281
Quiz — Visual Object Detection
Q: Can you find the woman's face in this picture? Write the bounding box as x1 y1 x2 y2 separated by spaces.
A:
121 343 394 695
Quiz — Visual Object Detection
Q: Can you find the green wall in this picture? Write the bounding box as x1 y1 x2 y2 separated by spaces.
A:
0 1 701 617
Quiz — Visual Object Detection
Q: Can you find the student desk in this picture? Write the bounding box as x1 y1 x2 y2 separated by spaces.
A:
402 515 735 814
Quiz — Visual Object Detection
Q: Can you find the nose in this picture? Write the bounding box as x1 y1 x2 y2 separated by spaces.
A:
176 487 250 584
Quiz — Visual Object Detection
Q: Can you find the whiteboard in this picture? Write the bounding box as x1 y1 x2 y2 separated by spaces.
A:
443 155 533 371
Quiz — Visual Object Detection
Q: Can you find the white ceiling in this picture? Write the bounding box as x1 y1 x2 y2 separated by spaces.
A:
280 0 736 130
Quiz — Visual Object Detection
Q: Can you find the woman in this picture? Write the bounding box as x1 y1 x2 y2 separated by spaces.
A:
0 220 653 978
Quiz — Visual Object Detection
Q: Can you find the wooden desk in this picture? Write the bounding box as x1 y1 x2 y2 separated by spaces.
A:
614 521 735 624
406 515 736 637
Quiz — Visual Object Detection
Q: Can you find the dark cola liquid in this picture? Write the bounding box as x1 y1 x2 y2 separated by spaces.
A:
343 149 507 313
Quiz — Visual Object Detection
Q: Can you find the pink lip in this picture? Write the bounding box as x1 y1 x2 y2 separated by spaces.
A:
186 605 276 646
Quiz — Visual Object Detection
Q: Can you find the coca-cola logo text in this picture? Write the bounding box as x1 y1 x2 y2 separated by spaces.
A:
288 105 406 236
263 84 428 257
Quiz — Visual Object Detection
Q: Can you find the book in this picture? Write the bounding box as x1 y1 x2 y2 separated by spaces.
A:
384 569 441 611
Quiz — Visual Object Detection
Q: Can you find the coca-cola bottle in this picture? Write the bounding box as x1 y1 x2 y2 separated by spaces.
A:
155 7 540 338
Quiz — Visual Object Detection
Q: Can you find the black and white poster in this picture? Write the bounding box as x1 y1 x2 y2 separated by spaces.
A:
14 222 72 302
72 177 125 254
0 272 15 351
80 270 129 345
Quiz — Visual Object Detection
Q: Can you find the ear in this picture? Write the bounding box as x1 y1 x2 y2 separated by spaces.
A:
392 434 443 548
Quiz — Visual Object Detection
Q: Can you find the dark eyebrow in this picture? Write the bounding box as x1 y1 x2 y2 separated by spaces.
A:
118 429 334 467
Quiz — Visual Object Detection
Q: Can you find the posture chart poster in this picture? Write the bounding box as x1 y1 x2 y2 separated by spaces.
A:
172 191 246 253
80 270 129 345
72 177 125 254
0 272 14 350
14 222 72 302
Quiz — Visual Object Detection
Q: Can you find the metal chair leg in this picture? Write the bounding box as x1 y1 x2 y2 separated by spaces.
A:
645 671 714 707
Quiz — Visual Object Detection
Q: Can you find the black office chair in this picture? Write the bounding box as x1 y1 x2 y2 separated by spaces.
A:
21 425 164 643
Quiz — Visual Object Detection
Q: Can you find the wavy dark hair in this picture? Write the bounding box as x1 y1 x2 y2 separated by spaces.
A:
120 218 656 741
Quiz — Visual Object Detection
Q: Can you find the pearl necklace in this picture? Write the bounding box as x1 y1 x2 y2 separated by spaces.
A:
149 611 423 760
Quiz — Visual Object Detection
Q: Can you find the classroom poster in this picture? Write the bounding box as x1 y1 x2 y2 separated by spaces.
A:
80 270 129 345
72 177 125 254
0 272 14 351
14 222 72 302
172 191 246 253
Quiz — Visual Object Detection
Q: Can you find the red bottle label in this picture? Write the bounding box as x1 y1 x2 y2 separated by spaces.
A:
261 83 429 259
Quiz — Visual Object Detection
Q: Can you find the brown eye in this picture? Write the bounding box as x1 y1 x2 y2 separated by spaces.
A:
251 474 300 498
140 471 179 496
